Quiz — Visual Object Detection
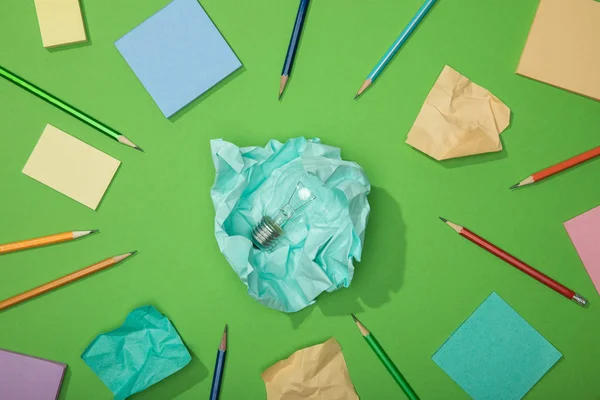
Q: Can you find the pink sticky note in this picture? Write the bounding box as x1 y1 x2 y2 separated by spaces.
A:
565 205 600 295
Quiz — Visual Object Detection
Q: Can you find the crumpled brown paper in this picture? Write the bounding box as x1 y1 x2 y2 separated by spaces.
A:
261 338 360 400
406 65 511 161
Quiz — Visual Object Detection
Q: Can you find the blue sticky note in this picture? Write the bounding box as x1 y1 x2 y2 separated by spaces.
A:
432 292 562 400
115 0 242 118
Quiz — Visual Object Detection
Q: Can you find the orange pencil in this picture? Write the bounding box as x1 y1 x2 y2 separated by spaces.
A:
0 230 98 255
511 145 600 189
0 251 136 312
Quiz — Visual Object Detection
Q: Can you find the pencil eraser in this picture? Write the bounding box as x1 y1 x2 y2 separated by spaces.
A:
33 0 87 48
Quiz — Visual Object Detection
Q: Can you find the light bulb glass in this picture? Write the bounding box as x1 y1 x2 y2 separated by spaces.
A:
252 181 316 250
272 182 316 227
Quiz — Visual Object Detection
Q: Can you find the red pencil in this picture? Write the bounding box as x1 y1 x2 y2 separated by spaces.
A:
511 145 600 189
440 217 587 307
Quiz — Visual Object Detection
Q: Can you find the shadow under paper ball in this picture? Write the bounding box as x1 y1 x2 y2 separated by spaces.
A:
289 186 406 328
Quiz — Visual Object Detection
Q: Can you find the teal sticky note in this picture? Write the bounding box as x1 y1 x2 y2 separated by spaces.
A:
432 292 562 400
81 306 191 399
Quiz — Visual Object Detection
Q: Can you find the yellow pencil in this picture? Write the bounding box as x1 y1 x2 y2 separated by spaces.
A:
0 251 136 312
0 230 98 255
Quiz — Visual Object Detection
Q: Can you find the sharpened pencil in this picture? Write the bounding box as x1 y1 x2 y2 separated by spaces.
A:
0 230 98 255
0 251 137 312
355 0 437 99
279 0 310 100
209 324 228 400
439 217 587 306
511 145 600 189
351 314 420 400
0 65 142 152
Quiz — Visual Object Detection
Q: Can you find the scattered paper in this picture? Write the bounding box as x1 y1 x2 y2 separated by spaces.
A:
517 0 600 101
211 137 371 313
115 0 242 118
565 205 600 295
33 0 87 48
81 306 191 400
432 292 561 400
262 338 360 400
0 348 66 400
22 124 120 210
406 65 510 161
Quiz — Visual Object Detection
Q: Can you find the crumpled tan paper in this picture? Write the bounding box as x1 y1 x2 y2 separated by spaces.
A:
406 65 511 161
261 338 360 400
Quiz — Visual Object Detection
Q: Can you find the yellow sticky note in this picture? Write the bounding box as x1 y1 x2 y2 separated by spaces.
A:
23 124 120 210
517 0 600 101
34 0 87 48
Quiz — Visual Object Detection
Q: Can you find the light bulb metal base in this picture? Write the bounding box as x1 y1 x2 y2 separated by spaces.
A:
252 216 284 250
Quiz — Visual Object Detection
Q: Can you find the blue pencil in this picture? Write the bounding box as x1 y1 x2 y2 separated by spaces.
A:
355 0 438 99
279 0 311 100
209 325 228 400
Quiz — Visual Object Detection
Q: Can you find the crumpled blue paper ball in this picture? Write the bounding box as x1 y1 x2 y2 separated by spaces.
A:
81 305 191 399
211 137 371 312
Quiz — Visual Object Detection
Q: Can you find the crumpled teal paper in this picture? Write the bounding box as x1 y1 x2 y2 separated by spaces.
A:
211 137 371 313
81 305 191 399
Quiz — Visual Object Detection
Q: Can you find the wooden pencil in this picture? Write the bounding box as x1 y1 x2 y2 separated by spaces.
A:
0 65 142 152
511 145 600 189
0 251 136 312
0 230 98 255
355 0 438 99
351 314 420 400
440 217 587 306
279 0 311 100
209 324 228 400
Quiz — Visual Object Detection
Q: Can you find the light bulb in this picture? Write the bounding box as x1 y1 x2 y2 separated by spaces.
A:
252 181 316 250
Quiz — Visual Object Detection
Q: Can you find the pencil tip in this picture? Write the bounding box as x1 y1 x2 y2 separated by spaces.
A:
130 250 138 256
279 75 288 101
90 229 99 234
219 324 228 350
439 216 447 223
509 183 519 190
135 146 144 153
355 79 372 99
351 313 358 322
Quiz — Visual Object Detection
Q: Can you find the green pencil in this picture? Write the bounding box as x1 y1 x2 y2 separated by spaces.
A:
0 65 142 152
351 314 419 400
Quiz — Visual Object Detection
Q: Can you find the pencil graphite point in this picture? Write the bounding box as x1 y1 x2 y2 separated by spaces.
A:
224 324 228 333
355 79 372 99
130 250 138 256
220 324 228 351
439 217 447 223
509 183 519 190
90 229 99 234
279 75 289 100
135 146 144 153
352 314 370 336
118 135 142 152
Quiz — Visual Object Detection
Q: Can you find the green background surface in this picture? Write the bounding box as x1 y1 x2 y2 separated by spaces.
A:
1 0 599 398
